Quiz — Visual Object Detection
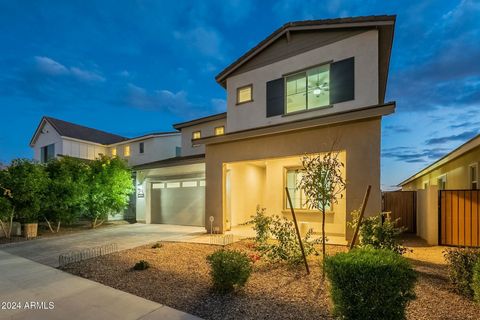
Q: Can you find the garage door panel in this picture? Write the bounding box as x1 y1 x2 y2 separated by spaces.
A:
151 180 205 227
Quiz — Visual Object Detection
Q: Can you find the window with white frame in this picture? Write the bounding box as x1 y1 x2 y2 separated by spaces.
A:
469 163 478 190
437 175 447 190
285 168 331 211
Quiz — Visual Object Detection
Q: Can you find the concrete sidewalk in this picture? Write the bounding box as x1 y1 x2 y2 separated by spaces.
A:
0 224 205 267
0 250 201 320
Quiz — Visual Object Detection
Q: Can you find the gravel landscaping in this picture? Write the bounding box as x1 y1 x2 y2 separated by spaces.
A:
63 240 480 320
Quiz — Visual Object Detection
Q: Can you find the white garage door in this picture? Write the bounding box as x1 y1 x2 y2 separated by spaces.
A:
150 179 205 226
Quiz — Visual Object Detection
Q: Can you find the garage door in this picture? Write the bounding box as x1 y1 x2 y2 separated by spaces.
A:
150 179 205 226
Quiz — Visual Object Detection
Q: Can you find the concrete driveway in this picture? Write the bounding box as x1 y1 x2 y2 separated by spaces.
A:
0 223 205 267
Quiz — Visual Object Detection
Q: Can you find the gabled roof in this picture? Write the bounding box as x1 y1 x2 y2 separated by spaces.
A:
173 112 226 130
215 15 396 103
30 116 128 146
399 133 480 186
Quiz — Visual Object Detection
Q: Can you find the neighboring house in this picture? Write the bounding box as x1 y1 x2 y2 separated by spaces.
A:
399 134 480 247
30 117 181 167
400 134 480 191
133 15 397 244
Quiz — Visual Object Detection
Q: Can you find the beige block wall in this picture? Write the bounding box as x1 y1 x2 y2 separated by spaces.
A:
403 146 480 191
205 117 382 240
416 186 439 245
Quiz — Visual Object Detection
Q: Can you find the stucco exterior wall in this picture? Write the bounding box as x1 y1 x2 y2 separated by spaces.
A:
402 146 480 191
180 118 226 156
225 30 379 133
416 186 439 245
205 117 382 240
32 122 63 161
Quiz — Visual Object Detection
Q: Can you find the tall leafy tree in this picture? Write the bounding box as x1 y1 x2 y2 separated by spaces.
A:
2 159 49 223
85 155 134 228
43 157 90 232
0 177 14 238
298 152 346 278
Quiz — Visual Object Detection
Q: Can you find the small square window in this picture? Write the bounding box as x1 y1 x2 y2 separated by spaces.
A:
237 85 253 104
214 126 225 136
139 142 144 154
124 145 130 157
192 131 201 140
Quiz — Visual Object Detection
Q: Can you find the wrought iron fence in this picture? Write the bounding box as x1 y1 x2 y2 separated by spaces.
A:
59 243 118 268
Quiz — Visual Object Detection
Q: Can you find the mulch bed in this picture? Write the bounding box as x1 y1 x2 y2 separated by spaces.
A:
63 240 480 320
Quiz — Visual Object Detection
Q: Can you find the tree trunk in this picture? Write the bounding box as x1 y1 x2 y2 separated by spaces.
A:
44 217 55 233
0 213 14 239
322 208 326 279
56 221 61 233
92 217 104 229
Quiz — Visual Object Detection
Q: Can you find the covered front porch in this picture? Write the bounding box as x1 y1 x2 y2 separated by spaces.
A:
223 154 347 244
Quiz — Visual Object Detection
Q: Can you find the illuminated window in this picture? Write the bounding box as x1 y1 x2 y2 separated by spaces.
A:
111 148 117 156
166 182 180 188
214 126 225 136
286 64 330 114
152 183 165 189
199 180 206 187
124 145 130 157
182 181 197 187
192 131 201 140
285 168 331 211
236 85 253 104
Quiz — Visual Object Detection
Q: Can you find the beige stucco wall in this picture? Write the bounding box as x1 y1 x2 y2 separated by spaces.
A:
416 185 439 245
402 146 480 191
225 30 379 133
205 117 382 241
180 118 227 156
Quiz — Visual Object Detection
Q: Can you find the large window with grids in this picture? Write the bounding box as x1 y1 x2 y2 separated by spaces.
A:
285 168 331 211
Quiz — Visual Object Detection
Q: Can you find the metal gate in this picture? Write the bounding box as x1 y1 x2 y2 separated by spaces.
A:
439 190 480 247
382 191 417 233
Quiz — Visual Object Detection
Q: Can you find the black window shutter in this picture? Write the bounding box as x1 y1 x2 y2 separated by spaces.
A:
266 78 284 117
330 57 355 104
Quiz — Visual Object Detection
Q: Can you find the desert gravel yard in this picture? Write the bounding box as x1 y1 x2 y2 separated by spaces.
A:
63 240 480 320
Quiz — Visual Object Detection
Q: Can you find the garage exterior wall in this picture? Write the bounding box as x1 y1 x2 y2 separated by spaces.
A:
205 117 382 240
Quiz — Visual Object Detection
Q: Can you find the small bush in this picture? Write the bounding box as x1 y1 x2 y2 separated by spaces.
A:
473 260 480 303
133 260 150 270
349 211 408 254
244 206 271 248
206 249 252 293
325 248 416 320
151 242 163 249
444 248 480 298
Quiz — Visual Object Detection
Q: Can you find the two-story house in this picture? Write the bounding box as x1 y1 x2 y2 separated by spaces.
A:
30 116 181 166
133 15 396 243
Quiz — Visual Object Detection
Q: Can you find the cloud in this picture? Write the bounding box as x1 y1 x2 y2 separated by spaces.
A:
425 130 478 145
211 98 226 113
384 124 411 133
449 121 480 129
34 56 105 83
174 26 223 59
382 146 450 164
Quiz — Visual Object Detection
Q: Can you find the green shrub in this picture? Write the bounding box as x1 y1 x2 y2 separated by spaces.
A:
325 248 416 320
133 260 150 270
244 206 271 248
206 249 252 293
444 248 480 298
264 215 320 266
473 260 480 303
349 211 408 254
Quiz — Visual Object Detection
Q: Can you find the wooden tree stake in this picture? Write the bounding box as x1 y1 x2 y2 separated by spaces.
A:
285 187 310 274
349 185 371 250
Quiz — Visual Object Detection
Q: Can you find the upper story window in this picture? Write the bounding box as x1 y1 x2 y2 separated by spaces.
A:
236 84 253 104
41 144 55 163
124 145 130 157
139 142 144 154
214 126 225 136
285 64 330 114
192 131 201 140
111 147 117 157
469 163 478 190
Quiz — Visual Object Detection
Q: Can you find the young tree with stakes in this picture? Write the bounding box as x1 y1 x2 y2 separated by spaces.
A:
298 152 346 277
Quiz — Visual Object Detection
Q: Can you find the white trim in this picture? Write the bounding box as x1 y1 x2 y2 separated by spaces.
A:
437 174 447 190
468 162 478 190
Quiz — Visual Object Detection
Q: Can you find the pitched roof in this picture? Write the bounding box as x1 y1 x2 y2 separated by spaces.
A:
215 15 396 103
34 117 128 145
173 112 226 130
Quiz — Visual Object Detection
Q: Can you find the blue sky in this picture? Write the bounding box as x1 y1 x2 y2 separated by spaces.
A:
0 0 479 189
